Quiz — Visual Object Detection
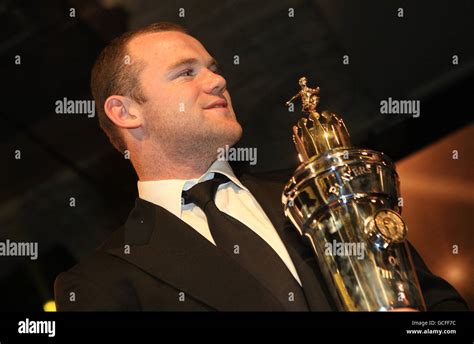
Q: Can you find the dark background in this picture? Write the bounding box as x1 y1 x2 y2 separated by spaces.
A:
1 0 472 311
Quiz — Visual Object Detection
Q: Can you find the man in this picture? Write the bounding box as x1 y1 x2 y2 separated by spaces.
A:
54 22 467 311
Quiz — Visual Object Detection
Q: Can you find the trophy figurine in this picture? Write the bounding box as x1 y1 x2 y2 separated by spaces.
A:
283 77 426 311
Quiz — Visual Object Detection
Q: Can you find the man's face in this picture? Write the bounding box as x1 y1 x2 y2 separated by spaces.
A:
128 31 242 158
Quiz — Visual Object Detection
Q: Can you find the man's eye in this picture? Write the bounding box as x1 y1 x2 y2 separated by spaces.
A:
178 69 194 77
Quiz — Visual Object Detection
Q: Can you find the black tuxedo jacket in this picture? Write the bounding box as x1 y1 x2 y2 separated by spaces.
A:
55 170 468 311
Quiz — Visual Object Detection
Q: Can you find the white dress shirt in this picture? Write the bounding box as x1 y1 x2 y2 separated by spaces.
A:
137 160 302 285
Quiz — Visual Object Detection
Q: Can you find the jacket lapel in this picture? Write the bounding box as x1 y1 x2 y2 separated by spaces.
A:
239 172 336 311
105 197 286 311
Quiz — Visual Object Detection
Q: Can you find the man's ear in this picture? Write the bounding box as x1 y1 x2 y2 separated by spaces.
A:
104 95 142 129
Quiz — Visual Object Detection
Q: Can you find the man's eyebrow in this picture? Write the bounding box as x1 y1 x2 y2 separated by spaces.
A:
166 57 219 73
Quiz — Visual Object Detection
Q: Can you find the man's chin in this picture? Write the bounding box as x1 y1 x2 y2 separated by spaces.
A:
206 124 242 153
212 115 242 135
223 121 243 145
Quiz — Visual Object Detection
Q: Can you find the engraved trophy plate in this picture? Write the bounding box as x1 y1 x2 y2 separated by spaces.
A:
283 77 426 311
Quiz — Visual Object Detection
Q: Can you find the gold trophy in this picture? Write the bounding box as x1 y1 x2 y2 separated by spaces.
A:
283 77 426 311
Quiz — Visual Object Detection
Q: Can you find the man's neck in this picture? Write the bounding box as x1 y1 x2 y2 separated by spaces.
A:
134 150 215 181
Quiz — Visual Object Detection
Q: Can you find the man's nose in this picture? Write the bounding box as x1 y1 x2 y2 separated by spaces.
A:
202 69 227 95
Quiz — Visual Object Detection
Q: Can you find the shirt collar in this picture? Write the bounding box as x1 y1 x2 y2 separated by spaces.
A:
137 160 248 219
206 160 249 192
